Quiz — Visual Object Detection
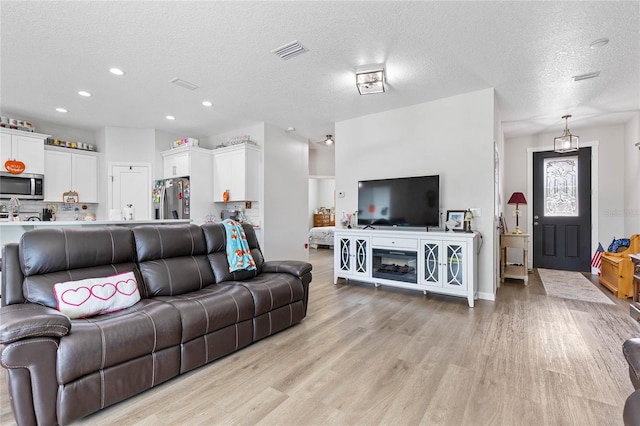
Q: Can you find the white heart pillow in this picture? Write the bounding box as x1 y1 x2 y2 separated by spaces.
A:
53 271 141 319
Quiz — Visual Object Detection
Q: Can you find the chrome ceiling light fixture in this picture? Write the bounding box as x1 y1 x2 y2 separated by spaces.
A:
554 115 579 153
356 68 385 95
314 135 335 147
321 135 334 146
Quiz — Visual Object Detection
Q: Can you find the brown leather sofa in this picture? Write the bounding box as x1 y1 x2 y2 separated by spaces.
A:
623 338 640 425
0 223 312 426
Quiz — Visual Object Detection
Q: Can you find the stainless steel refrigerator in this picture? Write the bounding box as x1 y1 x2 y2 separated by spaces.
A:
152 177 190 220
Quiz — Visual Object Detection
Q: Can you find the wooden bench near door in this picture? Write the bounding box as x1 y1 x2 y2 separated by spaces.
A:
599 234 640 298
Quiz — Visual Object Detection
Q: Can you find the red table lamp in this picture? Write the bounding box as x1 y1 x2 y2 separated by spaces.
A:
507 192 527 234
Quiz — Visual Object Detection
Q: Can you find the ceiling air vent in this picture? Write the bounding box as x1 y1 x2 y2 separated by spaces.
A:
169 78 199 91
271 40 307 60
572 71 600 82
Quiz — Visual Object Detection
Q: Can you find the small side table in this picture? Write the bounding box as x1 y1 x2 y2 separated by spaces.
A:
500 233 529 285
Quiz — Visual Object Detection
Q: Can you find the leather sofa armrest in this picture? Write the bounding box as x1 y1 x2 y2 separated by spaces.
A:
263 260 312 278
624 389 640 426
0 304 70 344
624 338 640 390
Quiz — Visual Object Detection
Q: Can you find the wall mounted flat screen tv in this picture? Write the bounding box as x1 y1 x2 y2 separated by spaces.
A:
357 175 440 228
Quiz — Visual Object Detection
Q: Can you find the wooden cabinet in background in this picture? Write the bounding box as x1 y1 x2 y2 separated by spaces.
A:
599 234 639 299
313 214 335 227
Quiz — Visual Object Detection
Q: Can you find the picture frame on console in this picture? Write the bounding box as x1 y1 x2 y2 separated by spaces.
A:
446 210 466 232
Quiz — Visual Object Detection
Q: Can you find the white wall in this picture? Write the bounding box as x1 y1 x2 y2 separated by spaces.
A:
263 123 309 261
505 123 627 252
335 88 496 300
624 113 640 234
309 147 335 176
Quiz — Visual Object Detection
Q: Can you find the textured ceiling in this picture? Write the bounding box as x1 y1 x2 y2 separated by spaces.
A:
1 1 638 146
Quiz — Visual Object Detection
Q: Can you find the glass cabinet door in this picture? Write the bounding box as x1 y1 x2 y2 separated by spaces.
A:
445 243 465 289
339 237 351 272
422 240 441 286
338 236 369 276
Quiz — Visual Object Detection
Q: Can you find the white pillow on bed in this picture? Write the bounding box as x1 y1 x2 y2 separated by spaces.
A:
53 271 140 319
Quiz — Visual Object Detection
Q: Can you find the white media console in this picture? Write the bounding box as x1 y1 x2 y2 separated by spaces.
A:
333 228 480 307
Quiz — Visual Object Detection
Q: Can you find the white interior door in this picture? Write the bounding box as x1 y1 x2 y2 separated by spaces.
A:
111 164 151 220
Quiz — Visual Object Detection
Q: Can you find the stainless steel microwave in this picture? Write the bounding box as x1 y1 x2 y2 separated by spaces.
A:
0 172 44 200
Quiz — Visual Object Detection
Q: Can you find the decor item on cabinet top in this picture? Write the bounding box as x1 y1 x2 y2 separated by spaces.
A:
45 137 95 151
171 137 199 149
463 209 474 233
215 135 257 149
0 116 34 132
445 210 466 232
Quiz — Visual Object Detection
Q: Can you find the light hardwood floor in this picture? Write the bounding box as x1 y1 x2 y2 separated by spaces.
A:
1 248 638 425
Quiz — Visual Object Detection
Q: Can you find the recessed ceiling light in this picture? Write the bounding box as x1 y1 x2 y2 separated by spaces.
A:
56 107 68 113
590 38 609 49
109 67 125 76
78 91 91 97
285 126 296 133
166 115 175 120
202 101 213 107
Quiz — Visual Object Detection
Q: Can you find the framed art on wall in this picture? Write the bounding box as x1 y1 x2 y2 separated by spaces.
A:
446 210 466 232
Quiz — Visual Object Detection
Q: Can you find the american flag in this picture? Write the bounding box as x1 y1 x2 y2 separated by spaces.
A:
590 243 604 271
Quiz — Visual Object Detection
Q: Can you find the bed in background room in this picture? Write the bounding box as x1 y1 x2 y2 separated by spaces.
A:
308 226 335 249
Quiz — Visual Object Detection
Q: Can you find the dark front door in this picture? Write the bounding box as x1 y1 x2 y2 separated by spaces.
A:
532 147 592 271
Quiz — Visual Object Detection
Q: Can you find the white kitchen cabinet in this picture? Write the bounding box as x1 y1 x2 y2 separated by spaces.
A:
160 146 214 223
161 146 215 179
44 147 98 203
212 144 261 202
0 129 48 175
162 151 189 178
334 228 479 307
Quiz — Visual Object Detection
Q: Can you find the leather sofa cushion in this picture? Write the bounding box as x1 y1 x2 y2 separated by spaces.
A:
202 223 264 282
138 256 216 297
133 224 206 261
235 272 305 316
20 227 142 308
156 283 255 343
134 224 216 296
57 299 181 384
20 227 136 276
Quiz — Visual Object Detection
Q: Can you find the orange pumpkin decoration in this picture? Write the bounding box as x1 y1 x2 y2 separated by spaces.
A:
4 159 26 174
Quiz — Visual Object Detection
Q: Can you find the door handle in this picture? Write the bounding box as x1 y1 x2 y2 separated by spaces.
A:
534 221 539 226
534 215 539 219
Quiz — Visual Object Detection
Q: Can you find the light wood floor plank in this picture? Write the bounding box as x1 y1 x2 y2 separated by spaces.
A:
1 248 638 425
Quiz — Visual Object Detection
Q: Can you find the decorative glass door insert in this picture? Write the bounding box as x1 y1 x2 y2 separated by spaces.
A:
543 156 578 216
423 241 440 284
446 244 464 287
